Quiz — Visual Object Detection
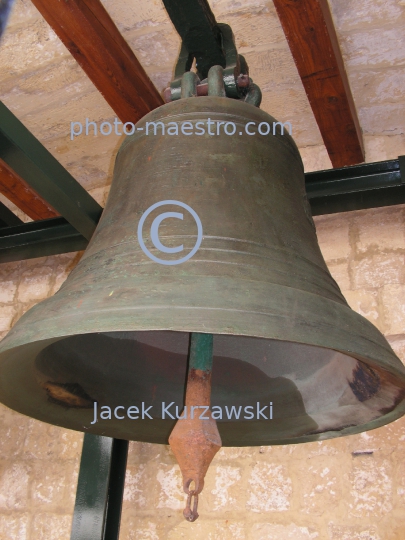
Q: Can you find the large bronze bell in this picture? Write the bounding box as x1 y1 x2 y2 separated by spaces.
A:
1 94 405 441
1 78 405 518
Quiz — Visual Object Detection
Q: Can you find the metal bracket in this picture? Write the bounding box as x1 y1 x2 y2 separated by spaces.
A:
162 0 225 80
160 0 262 104
169 23 250 102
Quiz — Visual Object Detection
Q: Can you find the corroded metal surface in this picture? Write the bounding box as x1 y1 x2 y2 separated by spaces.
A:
169 333 221 521
169 369 221 520
0 97 405 445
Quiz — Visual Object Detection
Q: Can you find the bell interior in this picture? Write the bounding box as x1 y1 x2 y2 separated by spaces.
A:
1 330 402 446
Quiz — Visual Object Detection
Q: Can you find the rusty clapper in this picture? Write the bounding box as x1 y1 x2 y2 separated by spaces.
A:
169 333 221 521
1 66 405 521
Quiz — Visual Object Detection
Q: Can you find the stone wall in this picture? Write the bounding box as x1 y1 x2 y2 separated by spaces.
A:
0 204 404 539
0 254 83 540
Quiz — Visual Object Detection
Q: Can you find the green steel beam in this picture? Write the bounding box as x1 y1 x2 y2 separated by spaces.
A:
0 217 88 263
71 434 128 540
307 157 405 216
399 155 405 179
0 102 102 240
0 201 23 228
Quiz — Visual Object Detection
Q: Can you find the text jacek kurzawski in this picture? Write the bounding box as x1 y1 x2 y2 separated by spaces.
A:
90 402 274 424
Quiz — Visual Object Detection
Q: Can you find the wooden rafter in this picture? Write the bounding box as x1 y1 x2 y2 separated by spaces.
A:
273 0 364 168
31 0 164 122
0 158 58 220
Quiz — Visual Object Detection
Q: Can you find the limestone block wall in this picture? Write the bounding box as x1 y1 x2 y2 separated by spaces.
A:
0 254 84 540
0 204 404 539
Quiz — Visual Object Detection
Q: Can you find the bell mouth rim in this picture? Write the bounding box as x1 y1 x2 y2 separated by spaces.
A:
2 323 405 381
0 329 405 446
215 398 405 446
1 292 404 380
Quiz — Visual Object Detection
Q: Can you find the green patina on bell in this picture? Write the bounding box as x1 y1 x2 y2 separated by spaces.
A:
0 95 404 446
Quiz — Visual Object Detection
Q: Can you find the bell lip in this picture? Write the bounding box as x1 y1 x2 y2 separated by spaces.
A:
1 299 405 381
1 328 405 447
223 399 405 446
1 310 405 382
1 272 405 387
0 362 403 448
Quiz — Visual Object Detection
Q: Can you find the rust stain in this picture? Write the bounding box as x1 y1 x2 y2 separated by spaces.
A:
349 362 380 402
169 368 222 521
379 386 405 415
43 381 94 408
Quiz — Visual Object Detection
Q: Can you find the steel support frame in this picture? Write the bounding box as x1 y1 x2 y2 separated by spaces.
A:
0 217 88 263
0 200 23 228
0 102 102 241
307 156 405 216
71 434 128 540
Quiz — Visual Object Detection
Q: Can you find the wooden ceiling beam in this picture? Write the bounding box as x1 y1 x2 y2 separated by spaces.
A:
0 158 59 221
273 0 364 168
31 0 164 122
